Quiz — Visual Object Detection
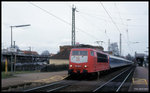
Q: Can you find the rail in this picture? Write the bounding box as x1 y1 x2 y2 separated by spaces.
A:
23 80 75 92
23 80 64 92
93 66 135 92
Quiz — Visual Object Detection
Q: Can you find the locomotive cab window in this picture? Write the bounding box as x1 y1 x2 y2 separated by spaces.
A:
90 51 94 56
97 52 108 63
72 51 79 55
80 51 88 55
72 51 88 56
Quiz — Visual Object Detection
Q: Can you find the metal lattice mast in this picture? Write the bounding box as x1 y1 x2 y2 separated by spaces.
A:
72 5 76 46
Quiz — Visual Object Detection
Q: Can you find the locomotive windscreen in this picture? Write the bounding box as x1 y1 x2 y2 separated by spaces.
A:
71 51 88 63
72 51 88 56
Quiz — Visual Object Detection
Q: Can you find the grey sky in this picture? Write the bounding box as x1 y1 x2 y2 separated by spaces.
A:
2 1 148 56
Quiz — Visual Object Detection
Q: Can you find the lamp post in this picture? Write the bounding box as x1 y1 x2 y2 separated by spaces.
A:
10 24 31 74
10 24 30 48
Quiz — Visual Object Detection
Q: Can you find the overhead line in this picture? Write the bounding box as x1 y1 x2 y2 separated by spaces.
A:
114 3 125 26
29 2 99 40
74 12 147 26
114 3 131 54
29 2 71 25
100 2 121 34
78 13 106 33
77 11 110 40
79 11 126 26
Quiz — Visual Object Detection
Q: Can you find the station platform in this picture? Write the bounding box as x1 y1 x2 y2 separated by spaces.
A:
2 71 67 89
128 66 149 92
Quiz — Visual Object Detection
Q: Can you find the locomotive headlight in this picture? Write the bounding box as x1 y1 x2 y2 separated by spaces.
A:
70 65 72 67
84 65 87 68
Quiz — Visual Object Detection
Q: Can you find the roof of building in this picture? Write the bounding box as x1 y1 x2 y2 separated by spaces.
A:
135 53 145 58
21 50 39 55
75 44 103 50
50 49 70 59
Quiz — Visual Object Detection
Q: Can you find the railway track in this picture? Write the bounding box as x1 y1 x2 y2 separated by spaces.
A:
23 80 77 92
23 66 135 92
93 65 135 92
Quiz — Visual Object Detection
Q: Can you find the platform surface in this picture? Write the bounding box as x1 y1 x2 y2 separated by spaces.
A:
128 66 149 92
2 71 67 88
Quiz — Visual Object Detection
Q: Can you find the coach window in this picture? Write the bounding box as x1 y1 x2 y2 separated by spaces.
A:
90 51 94 56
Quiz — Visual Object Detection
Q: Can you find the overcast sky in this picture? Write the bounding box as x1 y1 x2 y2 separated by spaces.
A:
2 1 148 56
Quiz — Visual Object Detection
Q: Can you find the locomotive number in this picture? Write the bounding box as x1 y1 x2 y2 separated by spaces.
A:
75 65 81 67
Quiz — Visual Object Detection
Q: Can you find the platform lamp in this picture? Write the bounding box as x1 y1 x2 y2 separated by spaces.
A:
10 24 31 75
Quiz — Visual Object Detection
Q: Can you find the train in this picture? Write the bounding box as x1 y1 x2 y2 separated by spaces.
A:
68 48 133 75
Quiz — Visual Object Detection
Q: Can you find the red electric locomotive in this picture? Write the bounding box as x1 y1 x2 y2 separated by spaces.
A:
68 48 133 75
68 48 110 75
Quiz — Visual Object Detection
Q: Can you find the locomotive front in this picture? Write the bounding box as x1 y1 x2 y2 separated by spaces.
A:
68 48 93 75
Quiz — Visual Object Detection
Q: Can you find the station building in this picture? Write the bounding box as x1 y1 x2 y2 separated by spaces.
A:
135 52 148 66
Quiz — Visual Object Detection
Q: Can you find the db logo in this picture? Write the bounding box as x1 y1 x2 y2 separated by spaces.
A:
76 57 80 61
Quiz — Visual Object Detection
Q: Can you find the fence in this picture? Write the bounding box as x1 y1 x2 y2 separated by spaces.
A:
2 62 68 72
40 64 69 72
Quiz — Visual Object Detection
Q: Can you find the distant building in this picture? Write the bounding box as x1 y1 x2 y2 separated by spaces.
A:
135 52 146 66
21 50 39 55
50 53 56 57
108 42 119 56
60 45 72 53
2 46 51 65
2 49 8 53
3 45 20 53
41 50 50 56
50 46 71 65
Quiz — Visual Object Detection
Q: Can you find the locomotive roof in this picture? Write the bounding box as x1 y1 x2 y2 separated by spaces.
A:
72 48 95 50
72 48 101 51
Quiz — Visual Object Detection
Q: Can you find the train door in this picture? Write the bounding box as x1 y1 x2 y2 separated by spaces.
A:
96 52 102 71
90 50 97 72
96 52 108 71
